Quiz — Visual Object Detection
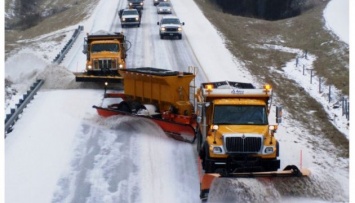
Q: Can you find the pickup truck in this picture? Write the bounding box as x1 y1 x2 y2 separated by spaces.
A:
157 15 184 39
119 9 141 28
128 0 144 10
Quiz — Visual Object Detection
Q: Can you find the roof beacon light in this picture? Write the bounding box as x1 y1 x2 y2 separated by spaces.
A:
264 84 272 93
206 84 213 92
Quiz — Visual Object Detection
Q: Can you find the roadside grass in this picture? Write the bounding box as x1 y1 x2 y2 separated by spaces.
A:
194 0 349 157
4 0 99 59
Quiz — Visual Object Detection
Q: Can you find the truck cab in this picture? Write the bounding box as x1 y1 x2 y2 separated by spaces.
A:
82 31 127 76
196 81 281 173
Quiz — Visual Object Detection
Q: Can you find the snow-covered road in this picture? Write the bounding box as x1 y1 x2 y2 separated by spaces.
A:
4 0 349 202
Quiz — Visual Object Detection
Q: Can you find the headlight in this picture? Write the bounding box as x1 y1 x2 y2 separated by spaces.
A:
129 3 132 5
140 2 143 5
178 27 182 32
135 17 139 20
213 147 223 154
122 18 126 21
211 145 224 154
161 27 166 31
119 64 124 68
264 146 274 154
87 65 92 70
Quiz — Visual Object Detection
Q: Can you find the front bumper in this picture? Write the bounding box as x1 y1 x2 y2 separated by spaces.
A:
203 155 280 173
122 21 140 26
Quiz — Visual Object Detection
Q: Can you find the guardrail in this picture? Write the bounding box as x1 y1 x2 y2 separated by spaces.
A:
52 25 84 64
5 80 45 136
5 25 84 136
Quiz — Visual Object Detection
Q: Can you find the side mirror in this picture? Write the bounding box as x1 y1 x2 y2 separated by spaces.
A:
276 106 282 123
83 44 88 54
182 22 185 26
196 104 203 124
157 22 160 25
197 116 202 123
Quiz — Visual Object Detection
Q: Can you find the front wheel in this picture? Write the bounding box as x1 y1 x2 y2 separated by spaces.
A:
200 142 215 173
196 128 203 153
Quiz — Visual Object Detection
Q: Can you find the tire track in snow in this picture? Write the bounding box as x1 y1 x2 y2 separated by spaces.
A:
53 116 200 203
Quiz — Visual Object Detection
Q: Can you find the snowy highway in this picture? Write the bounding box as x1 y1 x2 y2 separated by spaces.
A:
4 0 349 202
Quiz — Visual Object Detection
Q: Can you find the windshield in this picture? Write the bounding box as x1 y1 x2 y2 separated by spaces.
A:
158 2 170 7
91 43 119 53
123 10 138 15
161 18 180 24
213 105 268 125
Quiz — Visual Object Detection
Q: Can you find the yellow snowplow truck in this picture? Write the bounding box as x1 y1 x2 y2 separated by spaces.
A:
195 81 310 200
74 31 131 83
196 81 282 174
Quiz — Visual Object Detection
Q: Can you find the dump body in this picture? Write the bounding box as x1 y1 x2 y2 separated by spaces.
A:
75 31 129 83
119 67 195 116
196 81 281 174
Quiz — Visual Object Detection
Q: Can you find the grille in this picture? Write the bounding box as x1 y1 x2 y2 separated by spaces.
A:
126 18 137 22
166 27 178 31
225 137 262 153
94 59 117 71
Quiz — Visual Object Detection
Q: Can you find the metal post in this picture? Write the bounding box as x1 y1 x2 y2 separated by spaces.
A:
303 65 305 75
319 77 322 93
310 70 313 84
341 97 346 116
346 101 349 120
328 86 331 103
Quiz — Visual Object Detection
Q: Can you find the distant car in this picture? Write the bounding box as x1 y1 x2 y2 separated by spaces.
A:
128 0 144 10
157 15 184 39
119 9 141 28
154 0 168 6
157 2 172 14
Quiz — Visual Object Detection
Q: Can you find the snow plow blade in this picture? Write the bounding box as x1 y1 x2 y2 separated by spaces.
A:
74 72 123 83
93 105 196 143
200 165 310 201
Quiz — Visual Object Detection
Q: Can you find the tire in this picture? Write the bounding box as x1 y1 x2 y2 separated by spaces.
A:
196 127 203 153
178 35 182 40
117 101 131 113
121 25 124 28
200 142 214 173
160 34 163 39
276 141 279 157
